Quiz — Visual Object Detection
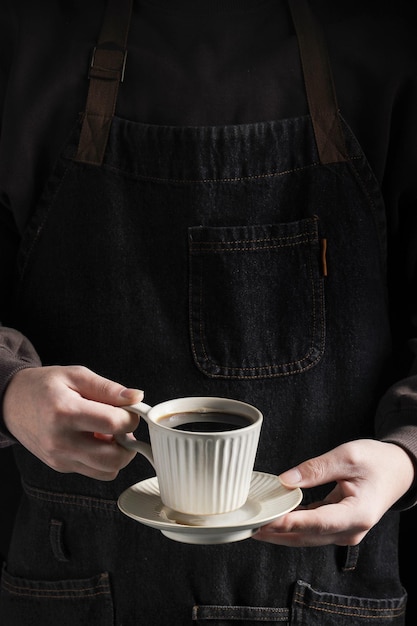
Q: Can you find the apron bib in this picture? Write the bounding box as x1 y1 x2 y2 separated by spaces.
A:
1 0 406 623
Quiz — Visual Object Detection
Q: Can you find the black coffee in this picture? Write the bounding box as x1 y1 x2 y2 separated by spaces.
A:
157 411 251 433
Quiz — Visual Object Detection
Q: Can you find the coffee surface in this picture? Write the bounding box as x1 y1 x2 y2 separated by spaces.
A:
157 411 251 432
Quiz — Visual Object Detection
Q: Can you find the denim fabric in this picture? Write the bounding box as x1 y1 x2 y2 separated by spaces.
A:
0 109 407 624
1 566 114 626
188 216 324 377
290 580 407 625
193 579 408 624
1 482 407 625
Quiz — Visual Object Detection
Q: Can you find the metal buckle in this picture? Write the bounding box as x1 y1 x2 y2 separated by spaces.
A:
89 46 128 83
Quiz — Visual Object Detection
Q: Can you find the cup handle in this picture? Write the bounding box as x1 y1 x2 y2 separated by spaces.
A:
115 402 155 469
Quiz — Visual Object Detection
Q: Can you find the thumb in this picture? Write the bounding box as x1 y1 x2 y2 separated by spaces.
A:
66 366 144 407
279 466 304 488
116 387 145 406
279 448 343 489
279 455 328 489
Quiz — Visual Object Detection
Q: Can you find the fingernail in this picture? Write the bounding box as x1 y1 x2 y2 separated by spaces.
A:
279 468 302 485
120 388 144 400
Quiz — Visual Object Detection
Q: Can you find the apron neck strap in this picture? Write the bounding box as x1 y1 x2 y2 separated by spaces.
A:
75 0 346 166
288 0 347 164
75 0 133 165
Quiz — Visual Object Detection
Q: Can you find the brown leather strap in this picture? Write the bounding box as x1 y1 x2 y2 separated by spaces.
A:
289 0 347 164
75 0 133 165
77 0 343 166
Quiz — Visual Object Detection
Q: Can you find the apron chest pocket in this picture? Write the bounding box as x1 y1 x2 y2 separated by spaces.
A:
188 216 325 380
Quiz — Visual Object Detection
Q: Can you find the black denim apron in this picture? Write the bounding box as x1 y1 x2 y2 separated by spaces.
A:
0 0 408 624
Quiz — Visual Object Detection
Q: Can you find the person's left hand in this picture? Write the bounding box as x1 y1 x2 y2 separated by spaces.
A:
253 439 415 547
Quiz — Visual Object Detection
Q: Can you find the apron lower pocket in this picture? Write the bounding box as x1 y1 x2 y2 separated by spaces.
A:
0 565 114 626
191 580 407 625
192 604 290 624
291 580 407 625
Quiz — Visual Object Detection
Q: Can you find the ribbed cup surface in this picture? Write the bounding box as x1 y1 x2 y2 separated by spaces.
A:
150 424 261 515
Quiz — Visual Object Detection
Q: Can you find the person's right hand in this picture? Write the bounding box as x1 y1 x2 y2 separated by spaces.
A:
3 365 144 480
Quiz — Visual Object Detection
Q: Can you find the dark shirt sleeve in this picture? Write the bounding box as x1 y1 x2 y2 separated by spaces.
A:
376 369 417 509
0 327 42 447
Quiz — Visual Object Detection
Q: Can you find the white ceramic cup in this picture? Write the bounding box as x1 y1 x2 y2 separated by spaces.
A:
116 396 263 516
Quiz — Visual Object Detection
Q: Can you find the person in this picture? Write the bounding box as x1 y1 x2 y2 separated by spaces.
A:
1 0 417 624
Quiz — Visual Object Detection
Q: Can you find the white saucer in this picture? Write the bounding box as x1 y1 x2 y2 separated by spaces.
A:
118 471 302 544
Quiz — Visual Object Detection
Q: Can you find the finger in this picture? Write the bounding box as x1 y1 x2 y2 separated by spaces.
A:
253 527 351 547
47 431 137 478
55 394 141 435
264 505 346 536
54 458 128 481
253 503 366 547
64 365 144 407
278 445 357 489
94 432 115 442
52 459 126 481
81 434 137 472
